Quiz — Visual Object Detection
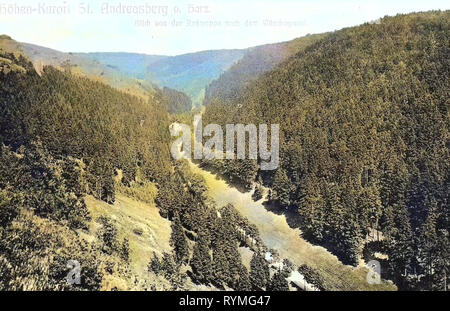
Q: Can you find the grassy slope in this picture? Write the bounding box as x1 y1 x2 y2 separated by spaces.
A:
84 194 217 291
85 194 172 277
0 35 21 54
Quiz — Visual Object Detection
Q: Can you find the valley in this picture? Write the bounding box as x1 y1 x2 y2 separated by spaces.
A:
0 9 448 292
187 161 396 291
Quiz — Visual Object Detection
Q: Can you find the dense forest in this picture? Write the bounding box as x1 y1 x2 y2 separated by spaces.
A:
0 50 311 291
0 50 173 289
203 11 449 290
0 10 448 292
204 33 326 106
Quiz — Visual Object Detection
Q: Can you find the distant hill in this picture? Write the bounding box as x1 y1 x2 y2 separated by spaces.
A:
81 49 248 107
144 49 247 106
19 42 160 99
0 35 21 54
79 52 167 80
203 34 326 106
2 38 247 107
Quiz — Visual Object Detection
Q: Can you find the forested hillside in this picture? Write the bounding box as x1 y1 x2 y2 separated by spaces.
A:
20 42 159 100
15 40 247 108
80 50 247 107
145 49 247 106
203 11 449 290
0 50 311 291
0 50 173 289
204 33 326 106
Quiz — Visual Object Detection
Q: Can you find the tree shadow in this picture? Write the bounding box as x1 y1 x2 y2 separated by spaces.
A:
194 160 253 194
262 200 302 230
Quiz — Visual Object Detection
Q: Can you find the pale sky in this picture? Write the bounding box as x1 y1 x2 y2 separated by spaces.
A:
1 0 449 55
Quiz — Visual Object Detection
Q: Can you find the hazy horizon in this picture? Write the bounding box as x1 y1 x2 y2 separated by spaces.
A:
1 0 449 56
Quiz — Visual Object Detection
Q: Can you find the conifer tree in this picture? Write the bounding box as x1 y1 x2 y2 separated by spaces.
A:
190 234 212 284
249 252 270 290
267 269 289 291
212 244 229 287
271 168 291 208
418 208 439 289
161 252 176 279
149 252 161 275
236 264 251 291
120 238 130 263
170 213 189 264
